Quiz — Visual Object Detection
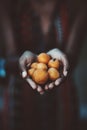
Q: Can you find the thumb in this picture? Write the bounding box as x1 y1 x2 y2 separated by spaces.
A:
61 55 68 76
19 57 27 78
21 71 27 78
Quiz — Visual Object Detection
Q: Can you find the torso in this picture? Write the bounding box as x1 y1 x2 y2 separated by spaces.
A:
15 2 69 55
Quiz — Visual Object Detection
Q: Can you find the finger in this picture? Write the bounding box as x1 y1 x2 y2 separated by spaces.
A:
48 82 55 89
54 78 62 86
37 85 44 95
21 71 27 78
19 51 36 72
44 84 49 90
37 85 43 92
26 77 37 89
61 55 68 76
19 56 27 72
40 91 44 95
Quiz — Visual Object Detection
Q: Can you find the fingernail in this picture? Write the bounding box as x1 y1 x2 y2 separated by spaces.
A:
40 91 44 95
37 86 42 92
55 81 59 86
63 71 68 76
55 79 61 86
22 71 27 78
49 84 54 89
45 86 49 90
26 78 37 89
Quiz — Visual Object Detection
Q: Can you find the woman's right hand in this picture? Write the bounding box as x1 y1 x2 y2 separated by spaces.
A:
19 51 44 95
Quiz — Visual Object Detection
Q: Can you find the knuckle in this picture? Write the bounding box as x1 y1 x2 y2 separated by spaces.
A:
63 54 67 59
23 50 29 55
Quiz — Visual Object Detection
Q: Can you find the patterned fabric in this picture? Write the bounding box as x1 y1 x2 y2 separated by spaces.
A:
16 3 69 54
16 3 77 130
0 2 78 130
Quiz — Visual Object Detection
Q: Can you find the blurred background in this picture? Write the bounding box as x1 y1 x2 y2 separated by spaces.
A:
0 0 87 130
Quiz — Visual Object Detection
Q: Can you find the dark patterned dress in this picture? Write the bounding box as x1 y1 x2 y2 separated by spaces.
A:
12 3 78 130
1 1 86 130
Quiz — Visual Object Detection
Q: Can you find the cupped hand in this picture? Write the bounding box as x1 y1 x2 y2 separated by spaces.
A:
19 51 45 95
44 48 69 90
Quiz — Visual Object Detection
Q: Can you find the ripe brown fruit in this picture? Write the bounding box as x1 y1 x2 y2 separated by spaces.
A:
48 59 60 69
31 62 38 69
37 63 48 70
27 52 62 85
32 69 48 85
37 53 50 64
28 68 35 77
48 68 60 81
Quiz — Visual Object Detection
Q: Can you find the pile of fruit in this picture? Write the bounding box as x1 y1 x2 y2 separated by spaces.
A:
27 53 62 85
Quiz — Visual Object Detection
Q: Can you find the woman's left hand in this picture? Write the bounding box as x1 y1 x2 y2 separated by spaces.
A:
44 48 69 91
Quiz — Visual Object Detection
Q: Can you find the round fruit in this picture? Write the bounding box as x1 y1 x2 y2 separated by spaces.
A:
31 62 38 69
37 53 50 64
28 68 35 77
48 59 60 69
37 63 48 70
48 68 60 81
32 69 48 85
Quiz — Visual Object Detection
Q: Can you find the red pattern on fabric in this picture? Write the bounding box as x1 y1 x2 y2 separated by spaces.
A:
20 4 69 46
20 13 32 45
19 4 77 130
60 4 69 42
